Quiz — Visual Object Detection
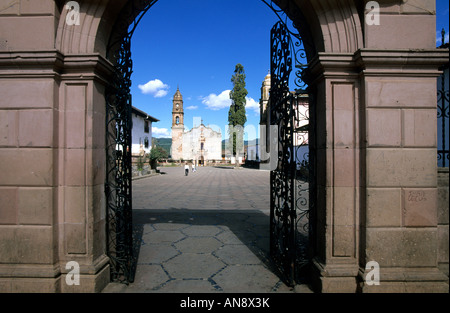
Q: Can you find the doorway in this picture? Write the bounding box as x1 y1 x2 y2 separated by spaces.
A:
104 0 315 290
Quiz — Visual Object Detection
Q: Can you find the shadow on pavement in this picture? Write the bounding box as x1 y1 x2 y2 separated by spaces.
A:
131 208 279 283
212 166 235 170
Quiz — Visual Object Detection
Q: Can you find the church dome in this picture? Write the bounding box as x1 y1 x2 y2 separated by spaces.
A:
174 87 183 100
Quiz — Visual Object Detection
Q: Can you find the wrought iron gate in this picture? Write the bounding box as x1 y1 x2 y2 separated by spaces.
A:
269 20 314 286
437 31 449 167
105 36 135 284
105 0 159 284
103 0 314 286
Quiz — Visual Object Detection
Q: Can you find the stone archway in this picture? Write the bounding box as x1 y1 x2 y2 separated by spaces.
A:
0 0 448 293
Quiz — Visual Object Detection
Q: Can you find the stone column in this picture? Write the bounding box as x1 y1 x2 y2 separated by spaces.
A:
0 0 63 292
437 168 449 277
307 49 449 293
356 49 449 293
0 51 62 292
0 49 113 292
307 53 362 292
57 54 113 292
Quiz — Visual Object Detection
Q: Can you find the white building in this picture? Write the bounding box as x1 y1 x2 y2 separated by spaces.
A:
182 124 222 164
246 139 260 161
171 88 222 164
131 106 159 156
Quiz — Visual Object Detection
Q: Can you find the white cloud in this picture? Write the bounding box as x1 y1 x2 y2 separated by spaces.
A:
202 90 232 110
186 105 198 110
152 127 171 138
201 90 260 114
245 97 260 114
138 79 169 98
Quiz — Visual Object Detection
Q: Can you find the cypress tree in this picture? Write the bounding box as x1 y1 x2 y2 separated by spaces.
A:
228 63 247 165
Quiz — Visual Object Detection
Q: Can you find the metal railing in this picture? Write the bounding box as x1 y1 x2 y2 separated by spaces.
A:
438 29 449 168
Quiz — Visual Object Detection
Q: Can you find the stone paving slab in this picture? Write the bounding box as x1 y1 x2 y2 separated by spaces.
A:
102 166 313 293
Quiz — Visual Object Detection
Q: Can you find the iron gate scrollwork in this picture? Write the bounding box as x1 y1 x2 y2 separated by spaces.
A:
437 30 449 167
269 19 314 286
105 36 135 284
103 0 314 286
105 0 159 284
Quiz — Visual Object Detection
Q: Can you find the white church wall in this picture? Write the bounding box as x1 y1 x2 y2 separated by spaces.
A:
132 115 152 156
204 128 222 160
180 125 222 161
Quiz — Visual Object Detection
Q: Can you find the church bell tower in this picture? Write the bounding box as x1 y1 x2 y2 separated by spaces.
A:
171 87 184 160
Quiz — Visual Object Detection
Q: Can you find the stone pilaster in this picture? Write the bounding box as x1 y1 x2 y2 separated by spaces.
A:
307 49 449 293
57 54 113 292
356 49 449 293
0 51 113 292
0 51 62 292
307 53 362 292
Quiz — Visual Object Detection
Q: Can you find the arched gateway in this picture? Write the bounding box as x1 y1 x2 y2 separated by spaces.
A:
0 0 448 293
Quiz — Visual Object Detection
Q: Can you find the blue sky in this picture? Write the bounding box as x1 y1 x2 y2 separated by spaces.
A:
130 0 449 140
436 0 450 45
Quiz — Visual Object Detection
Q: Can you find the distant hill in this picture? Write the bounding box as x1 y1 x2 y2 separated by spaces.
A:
222 139 259 149
154 137 260 157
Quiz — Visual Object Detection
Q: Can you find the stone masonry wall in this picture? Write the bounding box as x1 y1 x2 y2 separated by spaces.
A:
438 168 449 277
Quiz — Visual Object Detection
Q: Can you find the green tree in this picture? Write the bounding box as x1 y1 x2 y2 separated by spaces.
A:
228 63 247 166
148 145 168 169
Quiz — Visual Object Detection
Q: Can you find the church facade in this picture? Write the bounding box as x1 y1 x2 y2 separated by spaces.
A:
171 88 222 163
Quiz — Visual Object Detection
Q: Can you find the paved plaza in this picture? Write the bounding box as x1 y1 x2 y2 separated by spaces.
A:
102 166 313 293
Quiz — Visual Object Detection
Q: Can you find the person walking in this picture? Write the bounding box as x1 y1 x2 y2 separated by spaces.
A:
184 162 189 176
192 163 196 173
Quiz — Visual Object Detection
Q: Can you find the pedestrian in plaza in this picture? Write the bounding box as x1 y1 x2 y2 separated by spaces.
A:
192 163 196 173
184 162 189 176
